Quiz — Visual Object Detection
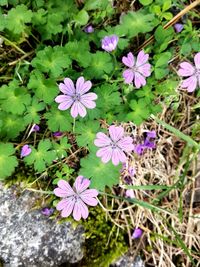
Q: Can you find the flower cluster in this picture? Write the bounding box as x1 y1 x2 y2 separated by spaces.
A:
54 176 98 221
134 130 156 155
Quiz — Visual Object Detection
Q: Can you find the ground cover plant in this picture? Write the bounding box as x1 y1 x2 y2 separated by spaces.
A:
0 0 200 266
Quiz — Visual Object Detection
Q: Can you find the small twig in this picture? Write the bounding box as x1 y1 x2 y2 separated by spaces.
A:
137 0 200 51
8 51 34 66
0 35 27 55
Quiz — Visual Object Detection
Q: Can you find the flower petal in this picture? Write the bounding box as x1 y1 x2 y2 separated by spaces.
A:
117 137 134 152
80 189 98 198
80 93 97 109
178 62 195 77
72 201 82 221
76 76 92 95
123 69 134 84
54 188 69 198
137 63 151 77
122 52 135 68
78 199 89 219
181 76 197 92
94 132 111 147
59 78 75 96
111 148 126 166
60 198 75 217
96 147 112 163
74 176 90 194
80 194 98 206
70 101 87 118
194 52 200 69
134 72 146 88
109 125 124 142
55 180 75 197
56 199 68 211
136 51 149 67
55 95 74 110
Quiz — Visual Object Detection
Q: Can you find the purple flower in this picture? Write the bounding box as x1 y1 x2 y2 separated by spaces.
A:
94 125 134 166
84 25 94 33
20 145 32 158
54 176 98 221
32 124 40 132
178 52 200 92
173 23 184 33
122 51 151 88
128 167 135 177
145 130 156 139
132 228 143 239
55 77 97 118
53 131 63 137
101 35 119 52
125 189 135 198
41 207 54 216
134 144 145 155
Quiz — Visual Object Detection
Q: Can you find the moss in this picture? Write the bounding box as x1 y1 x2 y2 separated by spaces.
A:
81 206 128 267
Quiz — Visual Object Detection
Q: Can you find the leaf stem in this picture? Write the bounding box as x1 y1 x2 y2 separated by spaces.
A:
0 35 27 55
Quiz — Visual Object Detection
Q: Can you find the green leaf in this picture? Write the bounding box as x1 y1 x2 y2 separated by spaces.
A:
162 0 171 12
24 139 56 172
24 97 46 124
80 153 121 190
52 137 71 159
32 46 71 78
76 121 100 151
0 143 18 180
74 9 89 26
127 99 151 125
84 52 113 79
28 70 58 104
45 105 73 132
139 0 153 6
5 5 32 35
0 80 31 115
154 52 171 79
115 11 155 37
65 40 91 68
0 112 26 140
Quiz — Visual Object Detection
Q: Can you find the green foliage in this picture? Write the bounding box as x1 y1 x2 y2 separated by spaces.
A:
45 105 73 132
24 97 46 124
0 143 18 180
52 137 71 159
80 153 121 190
76 121 100 152
115 10 156 37
154 52 172 80
28 70 58 104
24 139 56 172
84 52 113 79
31 46 71 78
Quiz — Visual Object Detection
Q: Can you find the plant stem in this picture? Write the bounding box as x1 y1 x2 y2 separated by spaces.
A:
0 35 26 55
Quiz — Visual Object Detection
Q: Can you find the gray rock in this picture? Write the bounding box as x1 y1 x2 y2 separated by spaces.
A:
0 183 84 267
111 255 145 267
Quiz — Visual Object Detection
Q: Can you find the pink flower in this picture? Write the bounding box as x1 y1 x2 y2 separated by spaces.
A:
132 228 143 239
20 145 32 158
94 125 134 166
54 176 98 221
55 77 97 118
122 51 151 88
178 52 200 92
101 35 119 52
125 189 135 198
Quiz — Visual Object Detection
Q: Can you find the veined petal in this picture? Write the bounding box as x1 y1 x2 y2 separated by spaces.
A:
61 198 75 217
55 180 75 197
181 76 197 92
136 51 149 67
80 93 97 109
137 63 151 77
55 95 74 110
74 176 90 194
80 189 98 198
134 72 146 88
56 199 68 211
72 201 82 221
61 78 75 96
54 188 69 198
70 101 87 118
122 52 135 68
109 125 124 142
111 148 126 166
194 52 200 69
178 62 195 77
80 195 98 206
94 132 111 147
76 76 92 95
78 199 89 219
117 137 134 152
123 69 134 84
96 147 112 163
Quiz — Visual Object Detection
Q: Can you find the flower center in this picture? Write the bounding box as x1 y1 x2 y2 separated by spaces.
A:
73 93 81 101
110 141 118 149
195 68 200 76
